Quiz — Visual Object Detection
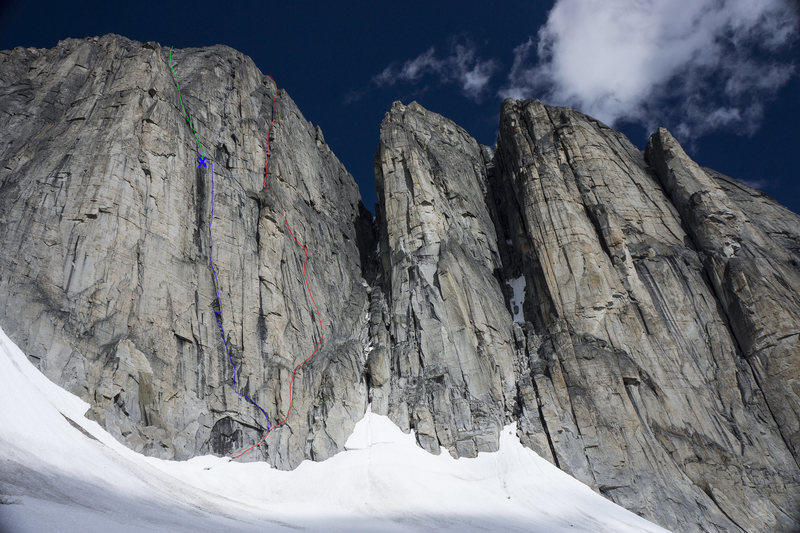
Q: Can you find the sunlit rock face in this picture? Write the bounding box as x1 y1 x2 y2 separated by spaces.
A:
0 34 373 470
2 34 799 532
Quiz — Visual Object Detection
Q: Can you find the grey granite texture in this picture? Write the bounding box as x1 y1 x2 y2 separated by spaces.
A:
1 35 799 532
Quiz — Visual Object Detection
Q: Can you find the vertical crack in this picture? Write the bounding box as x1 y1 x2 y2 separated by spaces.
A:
529 370 560 469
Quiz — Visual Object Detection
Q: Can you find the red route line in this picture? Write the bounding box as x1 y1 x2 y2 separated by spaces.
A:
233 75 326 460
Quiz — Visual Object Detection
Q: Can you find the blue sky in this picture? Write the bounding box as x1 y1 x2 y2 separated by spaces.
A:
1 0 798 214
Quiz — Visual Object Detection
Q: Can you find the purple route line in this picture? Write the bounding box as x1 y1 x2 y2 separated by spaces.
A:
208 158 271 429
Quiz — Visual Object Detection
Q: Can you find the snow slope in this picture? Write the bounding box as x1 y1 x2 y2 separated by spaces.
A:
0 326 669 532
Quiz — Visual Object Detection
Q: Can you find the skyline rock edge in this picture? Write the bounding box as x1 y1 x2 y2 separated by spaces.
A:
1 35 799 532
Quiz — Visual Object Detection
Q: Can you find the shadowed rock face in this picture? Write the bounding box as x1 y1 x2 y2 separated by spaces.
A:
2 35 800 532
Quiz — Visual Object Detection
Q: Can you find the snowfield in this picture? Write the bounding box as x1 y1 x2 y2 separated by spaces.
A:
0 326 668 532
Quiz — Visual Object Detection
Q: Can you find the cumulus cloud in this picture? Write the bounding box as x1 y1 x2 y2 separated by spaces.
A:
501 0 799 138
367 41 497 101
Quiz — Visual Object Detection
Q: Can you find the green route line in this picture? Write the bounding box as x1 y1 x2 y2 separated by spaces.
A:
169 46 204 156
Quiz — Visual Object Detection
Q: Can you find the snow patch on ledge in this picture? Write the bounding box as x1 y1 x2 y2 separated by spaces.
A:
506 276 526 323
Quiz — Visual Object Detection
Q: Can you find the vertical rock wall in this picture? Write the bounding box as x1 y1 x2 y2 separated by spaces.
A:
368 97 800 531
486 99 800 531
0 35 372 468
1 35 799 532
371 101 517 457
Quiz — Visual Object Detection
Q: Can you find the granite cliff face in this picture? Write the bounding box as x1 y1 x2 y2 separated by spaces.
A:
489 101 800 531
1 35 799 532
370 101 517 458
0 35 373 469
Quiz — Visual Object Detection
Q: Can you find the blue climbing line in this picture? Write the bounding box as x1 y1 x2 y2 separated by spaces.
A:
208 160 271 429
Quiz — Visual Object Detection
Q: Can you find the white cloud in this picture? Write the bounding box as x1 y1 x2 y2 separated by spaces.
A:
501 0 799 138
371 41 497 101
